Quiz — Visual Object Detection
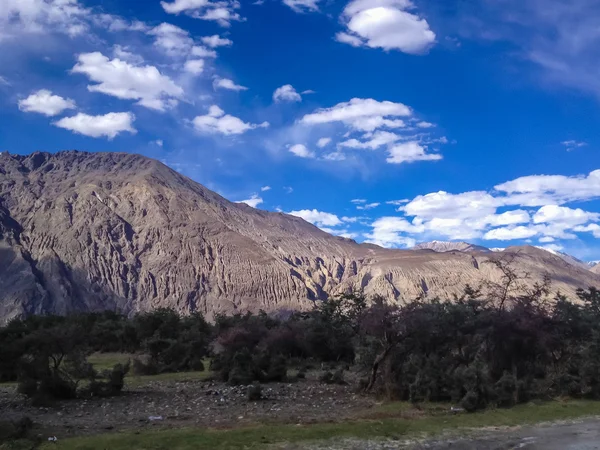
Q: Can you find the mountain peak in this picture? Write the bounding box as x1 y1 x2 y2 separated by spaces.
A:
412 241 491 253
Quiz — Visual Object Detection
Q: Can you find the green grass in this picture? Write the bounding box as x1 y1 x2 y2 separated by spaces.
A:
36 400 600 450
86 354 213 387
87 353 133 371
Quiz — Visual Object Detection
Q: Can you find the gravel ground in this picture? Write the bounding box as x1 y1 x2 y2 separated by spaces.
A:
0 376 375 437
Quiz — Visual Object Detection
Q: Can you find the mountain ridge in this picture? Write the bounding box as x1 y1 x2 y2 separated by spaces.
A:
0 151 598 323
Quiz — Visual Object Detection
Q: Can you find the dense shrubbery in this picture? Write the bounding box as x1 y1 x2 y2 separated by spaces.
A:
2 261 600 411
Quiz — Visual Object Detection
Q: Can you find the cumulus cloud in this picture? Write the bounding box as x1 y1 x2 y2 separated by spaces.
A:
148 23 217 58
201 34 233 47
72 52 183 111
289 209 343 227
237 194 263 208
0 0 90 40
160 0 242 27
273 84 302 102
283 0 322 12
495 169 600 206
18 89 76 116
316 137 332 148
184 59 205 75
301 98 411 131
339 131 402 149
289 144 315 158
193 105 269 135
364 217 419 248
336 0 436 55
386 141 442 164
484 226 539 241
54 112 136 139
213 77 248 91
365 169 600 247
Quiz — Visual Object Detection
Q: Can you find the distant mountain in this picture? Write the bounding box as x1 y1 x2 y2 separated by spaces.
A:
0 151 598 324
588 261 600 269
533 247 592 272
412 241 491 253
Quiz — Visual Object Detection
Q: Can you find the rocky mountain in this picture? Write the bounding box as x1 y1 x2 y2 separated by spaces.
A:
1 151 599 323
592 265 600 275
412 241 491 253
532 247 594 272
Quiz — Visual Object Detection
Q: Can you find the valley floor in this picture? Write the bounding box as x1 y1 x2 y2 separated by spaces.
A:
3 371 600 449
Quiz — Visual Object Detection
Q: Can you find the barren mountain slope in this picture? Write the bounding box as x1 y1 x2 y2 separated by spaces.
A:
0 151 598 322
412 241 491 253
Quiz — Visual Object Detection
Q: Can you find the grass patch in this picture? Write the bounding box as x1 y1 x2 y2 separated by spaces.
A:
37 399 600 450
86 354 212 388
88 353 133 372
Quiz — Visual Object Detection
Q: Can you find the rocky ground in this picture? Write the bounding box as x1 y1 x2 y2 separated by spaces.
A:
0 375 375 438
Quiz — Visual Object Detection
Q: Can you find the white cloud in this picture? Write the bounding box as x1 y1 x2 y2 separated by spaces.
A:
339 130 402 149
322 151 347 161
289 209 343 227
337 0 436 55
301 98 411 131
289 144 315 158
72 52 183 111
184 59 205 75
283 0 321 12
484 226 539 241
316 137 332 148
416 121 435 128
237 194 263 208
386 141 442 164
356 202 380 210
193 105 269 135
562 140 587 151
93 14 149 33
273 84 302 103
148 23 217 58
0 76 10 86
402 190 497 220
0 0 90 40
386 199 409 205
202 34 233 47
364 216 420 248
261 186 271 191
539 236 555 243
351 199 367 204
574 223 600 238
156 139 164 147
54 112 136 139
160 0 242 27
533 205 599 226
494 169 600 206
213 77 248 91
112 45 144 64
18 89 76 116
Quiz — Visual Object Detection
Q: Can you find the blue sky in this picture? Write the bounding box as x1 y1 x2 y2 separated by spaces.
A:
1 0 600 260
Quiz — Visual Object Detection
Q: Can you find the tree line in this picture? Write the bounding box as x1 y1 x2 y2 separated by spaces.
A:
2 267 600 412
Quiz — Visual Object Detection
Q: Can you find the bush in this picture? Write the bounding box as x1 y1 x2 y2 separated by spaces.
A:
87 362 130 398
247 383 262 401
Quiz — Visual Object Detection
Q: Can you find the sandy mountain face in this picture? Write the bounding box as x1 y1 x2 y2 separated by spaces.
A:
412 241 491 253
1 151 599 323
